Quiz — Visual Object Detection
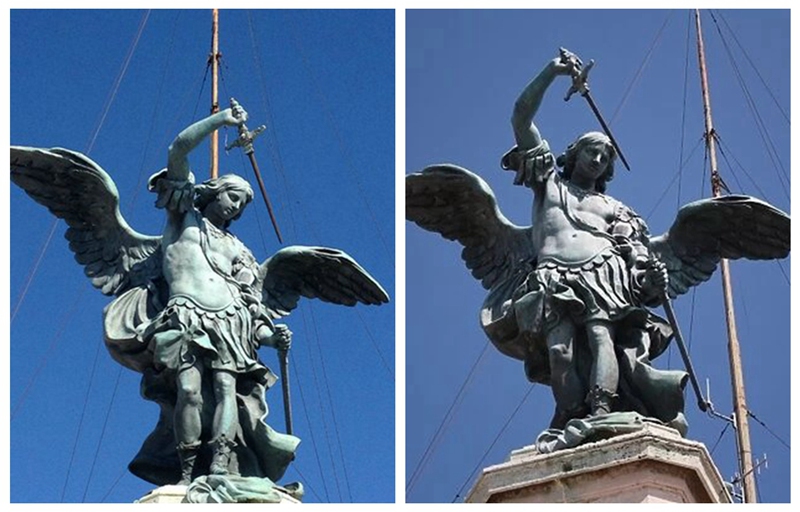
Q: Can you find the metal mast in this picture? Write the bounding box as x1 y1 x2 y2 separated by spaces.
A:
209 9 221 178
693 9 756 503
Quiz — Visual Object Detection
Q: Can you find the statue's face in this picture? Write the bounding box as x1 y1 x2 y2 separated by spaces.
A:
574 142 611 181
211 188 247 221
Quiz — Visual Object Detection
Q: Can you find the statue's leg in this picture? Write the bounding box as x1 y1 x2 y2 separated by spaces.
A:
546 317 587 428
585 319 618 415
210 369 238 475
175 360 204 484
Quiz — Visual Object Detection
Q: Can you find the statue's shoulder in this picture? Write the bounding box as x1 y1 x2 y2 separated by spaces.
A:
148 168 197 213
501 140 554 174
614 199 642 221
229 234 257 266
609 196 649 236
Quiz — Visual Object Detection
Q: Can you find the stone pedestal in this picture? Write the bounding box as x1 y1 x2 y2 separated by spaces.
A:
136 484 302 504
136 485 188 504
466 422 731 503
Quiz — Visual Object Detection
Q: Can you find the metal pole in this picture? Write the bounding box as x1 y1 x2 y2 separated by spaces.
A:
694 9 756 503
210 9 220 178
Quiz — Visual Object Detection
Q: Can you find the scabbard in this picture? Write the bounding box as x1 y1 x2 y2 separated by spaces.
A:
661 293 707 412
279 349 293 435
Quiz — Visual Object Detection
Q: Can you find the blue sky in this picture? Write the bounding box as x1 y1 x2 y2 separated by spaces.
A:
406 9 790 503
8 9 394 503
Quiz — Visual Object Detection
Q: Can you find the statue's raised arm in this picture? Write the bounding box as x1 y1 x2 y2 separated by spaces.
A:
149 106 248 216
501 49 614 194
168 105 246 181
510 50 576 150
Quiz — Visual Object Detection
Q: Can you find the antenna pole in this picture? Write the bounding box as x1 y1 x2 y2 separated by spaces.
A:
694 9 757 503
209 9 221 178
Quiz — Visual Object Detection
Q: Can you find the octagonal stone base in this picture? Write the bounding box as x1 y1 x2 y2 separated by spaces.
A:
466 422 731 503
136 484 302 504
135 485 188 503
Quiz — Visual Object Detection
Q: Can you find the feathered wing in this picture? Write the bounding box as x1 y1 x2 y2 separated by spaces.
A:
259 246 389 319
406 164 535 290
11 146 163 296
649 195 790 300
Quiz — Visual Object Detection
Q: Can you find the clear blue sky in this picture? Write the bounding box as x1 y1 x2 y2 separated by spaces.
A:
9 9 395 503
406 9 790 503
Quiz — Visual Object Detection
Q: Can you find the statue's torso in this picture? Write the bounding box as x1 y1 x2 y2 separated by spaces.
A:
162 211 243 309
534 175 617 264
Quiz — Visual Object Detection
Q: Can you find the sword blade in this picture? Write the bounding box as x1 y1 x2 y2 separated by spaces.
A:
583 92 631 171
247 152 284 244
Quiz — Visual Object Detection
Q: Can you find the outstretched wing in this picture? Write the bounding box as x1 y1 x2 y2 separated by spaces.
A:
259 246 389 318
11 146 162 296
406 164 535 290
649 195 790 299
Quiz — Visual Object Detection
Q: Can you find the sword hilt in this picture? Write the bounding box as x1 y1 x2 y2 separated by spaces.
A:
559 48 594 101
556 49 631 170
226 97 265 155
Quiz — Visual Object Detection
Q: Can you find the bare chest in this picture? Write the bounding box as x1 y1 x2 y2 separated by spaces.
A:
163 215 243 275
541 178 617 232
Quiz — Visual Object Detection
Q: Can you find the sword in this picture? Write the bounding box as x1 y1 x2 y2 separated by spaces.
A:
264 322 293 436
559 48 631 171
226 97 284 243
279 348 293 435
661 293 709 412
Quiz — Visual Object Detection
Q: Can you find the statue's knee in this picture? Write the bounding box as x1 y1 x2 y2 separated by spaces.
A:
178 381 203 408
213 372 237 398
586 321 613 340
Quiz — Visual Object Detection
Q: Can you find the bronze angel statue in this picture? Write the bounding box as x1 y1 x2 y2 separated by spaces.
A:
11 103 388 501
406 49 789 452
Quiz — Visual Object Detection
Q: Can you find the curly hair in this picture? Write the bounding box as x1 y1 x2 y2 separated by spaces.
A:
194 174 255 227
556 131 616 193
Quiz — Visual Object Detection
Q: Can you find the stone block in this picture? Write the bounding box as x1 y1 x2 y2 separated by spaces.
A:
466 422 731 503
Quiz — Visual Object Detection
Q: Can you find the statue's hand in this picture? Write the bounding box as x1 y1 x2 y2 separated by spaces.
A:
643 260 669 295
555 47 582 76
221 104 249 127
272 324 293 352
256 322 291 350
550 57 574 77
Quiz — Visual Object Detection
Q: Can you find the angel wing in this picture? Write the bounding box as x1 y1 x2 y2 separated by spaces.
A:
406 164 535 290
11 146 162 296
649 195 790 299
258 246 389 318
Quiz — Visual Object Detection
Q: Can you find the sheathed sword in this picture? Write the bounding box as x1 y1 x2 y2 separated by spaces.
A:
660 293 709 413
226 97 284 243
559 48 631 171
278 348 293 435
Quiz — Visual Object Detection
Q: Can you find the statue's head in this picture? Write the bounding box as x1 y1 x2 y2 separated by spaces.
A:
195 174 255 227
557 131 616 193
